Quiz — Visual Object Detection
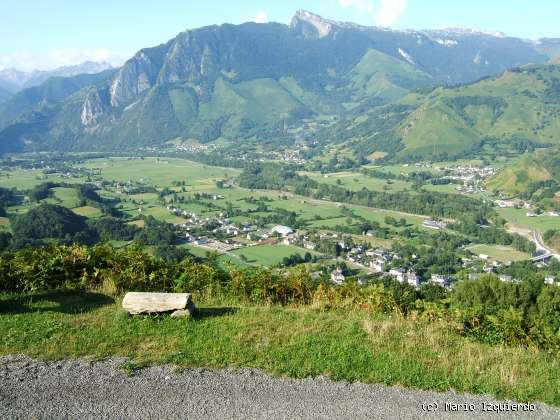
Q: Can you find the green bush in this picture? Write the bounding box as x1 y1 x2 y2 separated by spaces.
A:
1 243 559 354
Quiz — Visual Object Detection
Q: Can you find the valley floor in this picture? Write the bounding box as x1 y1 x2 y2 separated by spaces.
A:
1 355 558 420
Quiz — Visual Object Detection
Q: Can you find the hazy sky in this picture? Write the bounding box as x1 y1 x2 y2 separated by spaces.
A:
2 0 559 71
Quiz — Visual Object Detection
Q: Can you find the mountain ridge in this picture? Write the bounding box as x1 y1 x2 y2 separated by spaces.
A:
0 11 558 155
0 61 113 93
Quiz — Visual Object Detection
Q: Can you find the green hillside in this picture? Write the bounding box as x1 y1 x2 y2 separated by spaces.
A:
346 49 432 104
486 153 553 195
486 146 560 201
397 64 560 160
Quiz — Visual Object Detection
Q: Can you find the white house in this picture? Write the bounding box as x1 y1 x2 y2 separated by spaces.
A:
331 268 345 285
194 237 209 245
303 241 317 250
389 268 405 283
406 272 420 288
370 260 385 273
271 225 294 237
431 274 451 288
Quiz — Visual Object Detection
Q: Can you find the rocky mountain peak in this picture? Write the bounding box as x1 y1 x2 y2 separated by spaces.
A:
290 10 335 39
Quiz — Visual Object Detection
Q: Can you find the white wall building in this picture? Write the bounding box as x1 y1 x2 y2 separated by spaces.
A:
271 225 294 237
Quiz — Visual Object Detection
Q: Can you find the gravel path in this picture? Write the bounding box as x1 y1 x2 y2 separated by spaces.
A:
1 355 558 419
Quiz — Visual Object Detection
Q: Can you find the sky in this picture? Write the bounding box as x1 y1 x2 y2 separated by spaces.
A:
2 0 560 72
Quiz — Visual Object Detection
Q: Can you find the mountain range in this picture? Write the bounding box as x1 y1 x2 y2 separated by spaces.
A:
0 61 113 94
0 10 559 157
324 63 560 161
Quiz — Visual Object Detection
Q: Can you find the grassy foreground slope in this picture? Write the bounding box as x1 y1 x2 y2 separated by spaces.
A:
397 64 560 160
1 291 559 406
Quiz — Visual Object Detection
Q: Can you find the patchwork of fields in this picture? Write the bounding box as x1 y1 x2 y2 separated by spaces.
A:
0 155 539 269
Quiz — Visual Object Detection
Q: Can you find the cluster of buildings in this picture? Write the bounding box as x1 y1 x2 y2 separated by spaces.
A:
328 241 450 290
493 199 559 217
437 164 495 195
163 207 558 290
468 272 517 283
175 142 214 153
277 149 308 165
389 269 422 288
494 199 531 209
438 164 495 181
173 210 242 242
526 210 559 218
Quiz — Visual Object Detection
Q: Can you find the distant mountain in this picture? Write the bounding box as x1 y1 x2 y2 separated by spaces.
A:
0 61 112 93
0 68 31 93
534 38 560 60
0 69 116 128
0 10 558 155
0 86 11 104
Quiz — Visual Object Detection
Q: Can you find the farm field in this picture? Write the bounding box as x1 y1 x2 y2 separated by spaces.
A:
78 157 239 188
498 208 560 233
0 156 463 239
72 206 103 218
230 244 315 266
422 183 460 194
0 169 87 190
180 244 250 268
301 171 412 192
137 206 186 225
47 187 81 208
466 244 531 263
0 154 544 277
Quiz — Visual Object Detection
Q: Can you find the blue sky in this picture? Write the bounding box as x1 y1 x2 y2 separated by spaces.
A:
2 0 560 71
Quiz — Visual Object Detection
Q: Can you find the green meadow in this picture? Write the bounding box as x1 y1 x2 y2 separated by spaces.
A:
301 171 412 192
230 244 315 266
466 244 531 263
78 157 239 187
498 208 560 233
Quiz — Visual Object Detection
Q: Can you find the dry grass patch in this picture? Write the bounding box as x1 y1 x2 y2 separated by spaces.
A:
360 315 560 403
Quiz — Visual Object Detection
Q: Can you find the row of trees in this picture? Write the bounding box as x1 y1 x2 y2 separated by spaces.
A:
237 163 492 220
0 186 18 217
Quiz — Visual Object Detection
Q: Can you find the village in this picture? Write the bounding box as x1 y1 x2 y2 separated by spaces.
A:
163 205 559 290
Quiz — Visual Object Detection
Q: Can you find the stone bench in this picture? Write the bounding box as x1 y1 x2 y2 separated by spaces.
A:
122 292 195 317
